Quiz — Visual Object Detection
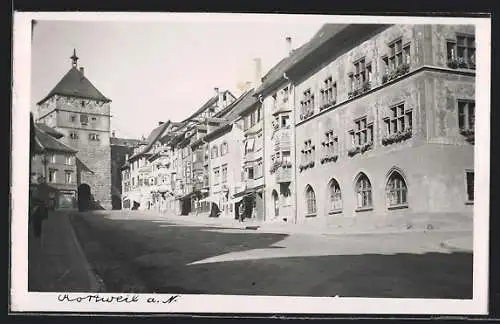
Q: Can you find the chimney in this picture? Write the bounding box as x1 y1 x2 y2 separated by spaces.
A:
112 130 116 137
285 36 293 55
253 57 262 89
158 121 164 126
79 67 84 75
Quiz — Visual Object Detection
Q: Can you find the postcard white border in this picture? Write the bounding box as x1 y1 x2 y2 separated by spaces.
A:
11 12 491 315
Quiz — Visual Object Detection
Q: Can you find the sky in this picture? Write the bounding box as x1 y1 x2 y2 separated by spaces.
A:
31 18 323 139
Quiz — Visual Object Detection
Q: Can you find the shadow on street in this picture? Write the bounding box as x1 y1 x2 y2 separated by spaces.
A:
67 211 472 298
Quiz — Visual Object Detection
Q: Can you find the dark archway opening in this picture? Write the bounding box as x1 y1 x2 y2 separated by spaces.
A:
77 183 91 212
112 195 122 210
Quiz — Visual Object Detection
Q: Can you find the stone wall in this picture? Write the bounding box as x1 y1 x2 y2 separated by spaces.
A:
294 70 474 225
37 94 113 209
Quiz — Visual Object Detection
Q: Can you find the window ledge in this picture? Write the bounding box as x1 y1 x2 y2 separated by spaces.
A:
388 204 409 210
328 209 343 215
305 213 317 218
355 206 373 212
465 201 474 205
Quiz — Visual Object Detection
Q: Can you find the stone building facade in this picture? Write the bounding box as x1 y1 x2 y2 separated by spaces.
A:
31 123 78 209
36 51 114 210
290 24 475 227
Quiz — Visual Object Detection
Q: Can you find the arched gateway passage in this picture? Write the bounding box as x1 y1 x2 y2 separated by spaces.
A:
77 183 91 212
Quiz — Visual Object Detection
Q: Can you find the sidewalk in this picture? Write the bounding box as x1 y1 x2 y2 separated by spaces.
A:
440 236 474 252
28 210 102 292
146 210 472 237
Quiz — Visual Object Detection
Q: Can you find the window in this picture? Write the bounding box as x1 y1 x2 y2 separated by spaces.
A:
384 103 413 134
281 115 290 128
65 155 73 165
305 185 317 215
366 64 373 83
328 179 342 212
50 154 56 163
355 173 373 209
447 35 475 67
80 114 89 125
353 58 368 89
222 164 228 183
321 77 337 107
282 87 289 103
70 132 79 140
220 142 228 156
255 159 263 178
466 171 474 202
250 110 256 127
351 117 374 146
324 131 339 154
89 133 100 141
247 167 254 180
282 151 291 164
257 106 262 122
211 146 219 159
65 171 72 184
386 171 408 207
245 138 255 154
49 169 57 183
458 100 475 131
69 115 76 122
300 89 315 114
213 167 220 184
348 73 355 92
81 100 86 107
383 41 410 73
301 139 315 164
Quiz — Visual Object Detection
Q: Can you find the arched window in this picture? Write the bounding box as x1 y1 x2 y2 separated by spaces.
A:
211 146 219 159
305 185 317 215
328 179 342 212
355 173 372 208
386 171 408 207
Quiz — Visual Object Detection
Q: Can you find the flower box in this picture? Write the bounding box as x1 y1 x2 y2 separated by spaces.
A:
382 63 410 84
460 128 475 143
298 160 315 172
348 142 373 157
381 128 412 146
447 57 469 69
320 154 339 164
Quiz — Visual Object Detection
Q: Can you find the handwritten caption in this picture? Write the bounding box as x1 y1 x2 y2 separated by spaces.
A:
57 293 180 305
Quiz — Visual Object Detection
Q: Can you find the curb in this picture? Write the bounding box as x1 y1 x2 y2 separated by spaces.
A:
67 213 105 292
439 240 473 253
160 217 472 236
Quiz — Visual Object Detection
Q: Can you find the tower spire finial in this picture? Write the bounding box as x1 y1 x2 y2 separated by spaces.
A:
70 48 79 67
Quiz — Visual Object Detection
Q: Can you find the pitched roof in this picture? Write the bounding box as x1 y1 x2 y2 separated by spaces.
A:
181 96 218 123
34 125 77 153
286 24 349 68
35 123 64 139
254 24 350 96
37 66 111 105
227 88 259 119
110 137 143 147
30 113 43 154
190 89 258 149
129 121 171 159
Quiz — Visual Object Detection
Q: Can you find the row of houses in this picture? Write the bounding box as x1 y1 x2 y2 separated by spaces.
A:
121 23 475 226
